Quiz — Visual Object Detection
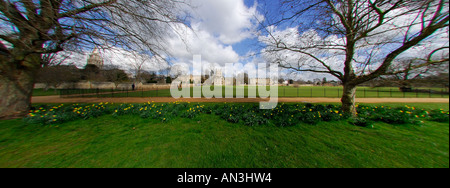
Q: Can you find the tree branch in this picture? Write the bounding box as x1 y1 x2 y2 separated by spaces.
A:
57 0 117 18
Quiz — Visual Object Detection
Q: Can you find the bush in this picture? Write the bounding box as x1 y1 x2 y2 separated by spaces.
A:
321 111 341 122
428 110 449 122
299 112 320 125
349 117 374 128
243 115 268 127
181 109 198 119
379 110 414 124
274 116 297 127
24 102 448 128
226 114 240 124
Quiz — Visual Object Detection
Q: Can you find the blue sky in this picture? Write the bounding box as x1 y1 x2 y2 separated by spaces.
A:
4 0 445 81
231 0 278 57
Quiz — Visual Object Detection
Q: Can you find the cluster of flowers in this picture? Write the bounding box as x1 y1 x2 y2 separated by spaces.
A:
355 105 449 126
25 102 449 127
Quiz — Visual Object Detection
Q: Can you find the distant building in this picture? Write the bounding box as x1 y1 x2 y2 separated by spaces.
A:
87 47 104 69
212 68 224 86
249 78 271 86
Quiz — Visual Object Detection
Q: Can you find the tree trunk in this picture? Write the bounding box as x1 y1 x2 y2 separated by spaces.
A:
341 84 357 116
0 69 36 119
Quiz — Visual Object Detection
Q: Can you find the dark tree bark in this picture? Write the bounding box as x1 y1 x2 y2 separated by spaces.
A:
0 54 40 119
341 84 357 116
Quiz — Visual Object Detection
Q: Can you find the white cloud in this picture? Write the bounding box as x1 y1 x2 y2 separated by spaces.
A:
100 47 169 74
163 0 264 73
53 0 264 78
188 0 263 44
166 23 240 67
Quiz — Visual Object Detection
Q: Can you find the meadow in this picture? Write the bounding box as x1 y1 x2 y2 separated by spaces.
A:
0 102 448 168
51 86 449 98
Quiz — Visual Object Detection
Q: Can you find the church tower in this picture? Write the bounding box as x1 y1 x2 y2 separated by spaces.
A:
87 47 104 69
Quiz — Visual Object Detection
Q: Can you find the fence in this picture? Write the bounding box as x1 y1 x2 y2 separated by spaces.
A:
60 88 170 98
60 87 449 98
276 87 449 98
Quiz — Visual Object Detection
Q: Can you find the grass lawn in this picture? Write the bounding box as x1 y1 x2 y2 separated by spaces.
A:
32 89 60 96
0 103 448 168
58 86 449 98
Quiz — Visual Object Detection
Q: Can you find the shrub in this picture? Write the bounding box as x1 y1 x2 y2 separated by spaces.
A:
299 112 320 125
273 116 297 127
243 115 268 127
321 111 341 122
379 110 413 124
349 117 374 128
24 102 448 128
428 110 449 123
181 109 198 119
226 114 240 124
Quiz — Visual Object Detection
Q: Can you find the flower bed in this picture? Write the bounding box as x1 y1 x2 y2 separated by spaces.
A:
25 102 449 127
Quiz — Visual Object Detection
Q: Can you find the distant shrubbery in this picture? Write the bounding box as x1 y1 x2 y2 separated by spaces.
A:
25 102 449 127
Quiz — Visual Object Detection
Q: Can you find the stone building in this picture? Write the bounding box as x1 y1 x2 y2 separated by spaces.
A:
87 47 104 69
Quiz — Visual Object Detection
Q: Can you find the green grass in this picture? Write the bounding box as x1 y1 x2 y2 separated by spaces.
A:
0 103 448 168
63 86 449 98
32 89 60 96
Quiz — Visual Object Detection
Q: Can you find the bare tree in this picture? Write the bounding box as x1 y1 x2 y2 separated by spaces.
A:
0 0 189 119
41 52 71 67
102 65 129 89
386 57 449 91
260 0 449 115
36 65 80 93
127 51 157 83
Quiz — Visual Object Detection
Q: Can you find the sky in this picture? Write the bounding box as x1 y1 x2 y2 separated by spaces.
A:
63 0 273 78
29 0 449 81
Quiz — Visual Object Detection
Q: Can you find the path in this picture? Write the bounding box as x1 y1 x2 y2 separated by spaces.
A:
32 96 449 104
